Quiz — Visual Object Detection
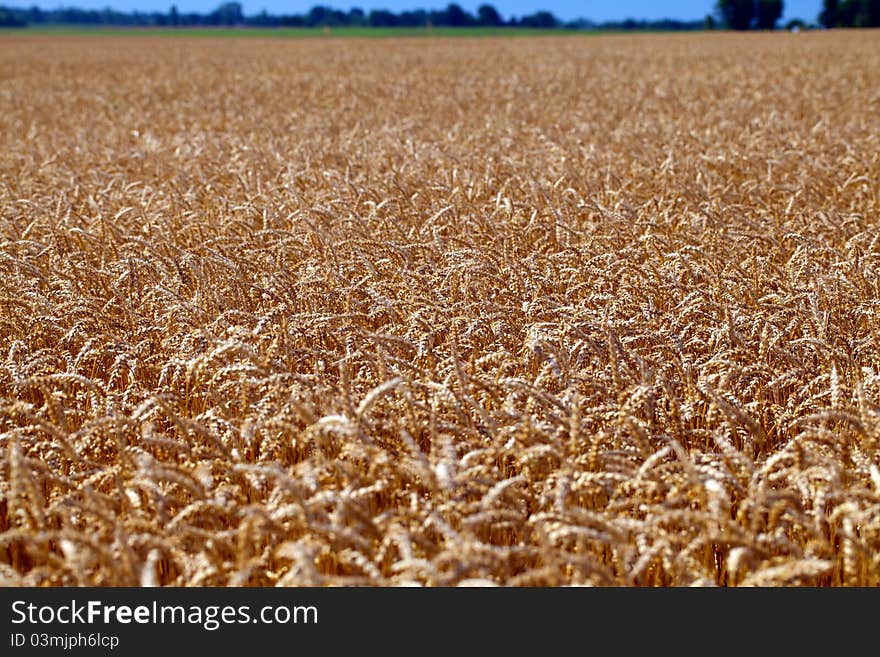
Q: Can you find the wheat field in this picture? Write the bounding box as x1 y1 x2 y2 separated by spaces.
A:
1 31 879 587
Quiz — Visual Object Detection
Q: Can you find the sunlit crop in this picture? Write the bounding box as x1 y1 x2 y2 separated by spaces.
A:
1 31 879 586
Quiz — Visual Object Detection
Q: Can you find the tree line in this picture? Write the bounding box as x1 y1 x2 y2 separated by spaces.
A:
0 3 703 30
715 0 880 29
3 1 880 30
0 3 555 28
715 1 784 30
819 0 880 26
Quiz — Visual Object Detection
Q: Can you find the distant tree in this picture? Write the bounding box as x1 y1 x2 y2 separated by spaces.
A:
348 7 365 25
26 4 44 23
309 5 346 26
398 10 427 25
785 17 806 29
211 2 243 25
278 13 305 26
443 3 472 26
820 0 839 26
717 0 755 29
520 10 557 28
704 13 717 29
368 9 397 26
0 7 26 26
306 5 324 25
855 0 880 26
838 0 859 25
169 3 178 26
476 4 502 26
247 9 275 26
565 18 594 29
755 0 784 28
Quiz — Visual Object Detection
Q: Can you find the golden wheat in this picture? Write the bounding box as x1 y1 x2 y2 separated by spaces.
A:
1 31 879 586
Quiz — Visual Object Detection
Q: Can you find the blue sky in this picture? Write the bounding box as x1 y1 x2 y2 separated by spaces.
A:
29 1 824 22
